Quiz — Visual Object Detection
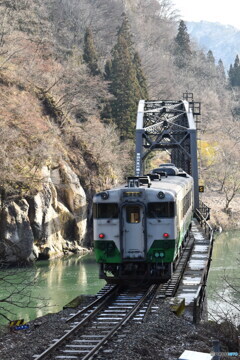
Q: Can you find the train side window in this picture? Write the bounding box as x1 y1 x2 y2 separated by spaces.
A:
147 202 175 218
126 206 140 223
93 203 118 219
182 190 192 217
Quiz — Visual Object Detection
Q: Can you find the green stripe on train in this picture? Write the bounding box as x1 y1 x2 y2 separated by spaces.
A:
146 240 175 262
94 241 121 263
147 215 192 262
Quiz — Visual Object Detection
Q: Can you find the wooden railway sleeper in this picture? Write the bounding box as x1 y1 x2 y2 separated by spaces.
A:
80 284 158 360
33 285 121 360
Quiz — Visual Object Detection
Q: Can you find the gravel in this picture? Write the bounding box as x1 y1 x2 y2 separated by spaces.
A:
101 301 215 360
0 296 237 360
0 296 95 360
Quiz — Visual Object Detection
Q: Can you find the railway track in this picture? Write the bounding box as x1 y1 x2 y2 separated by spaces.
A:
157 232 195 298
33 232 195 360
33 284 159 360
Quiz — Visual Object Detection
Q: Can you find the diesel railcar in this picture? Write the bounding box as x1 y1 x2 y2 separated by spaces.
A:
93 164 194 282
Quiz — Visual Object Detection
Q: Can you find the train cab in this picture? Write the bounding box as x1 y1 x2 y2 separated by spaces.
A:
93 165 194 283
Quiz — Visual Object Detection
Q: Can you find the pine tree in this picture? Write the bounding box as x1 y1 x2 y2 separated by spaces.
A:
110 34 140 139
107 16 148 140
217 59 226 82
104 59 112 81
83 27 100 76
234 55 240 86
117 15 134 52
174 20 192 69
207 50 215 64
133 52 148 99
228 55 240 86
228 64 234 85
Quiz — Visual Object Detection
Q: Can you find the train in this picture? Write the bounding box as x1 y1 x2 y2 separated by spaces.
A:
93 164 194 283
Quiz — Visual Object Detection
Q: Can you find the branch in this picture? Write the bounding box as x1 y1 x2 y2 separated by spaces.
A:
0 46 27 70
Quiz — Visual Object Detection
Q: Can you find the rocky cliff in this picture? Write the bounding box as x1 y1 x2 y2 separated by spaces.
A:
0 162 88 263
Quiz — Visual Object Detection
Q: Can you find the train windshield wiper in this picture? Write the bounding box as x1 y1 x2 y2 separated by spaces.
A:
150 212 161 221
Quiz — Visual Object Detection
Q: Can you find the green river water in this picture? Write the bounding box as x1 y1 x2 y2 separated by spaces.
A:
0 231 239 325
207 230 240 323
0 253 105 325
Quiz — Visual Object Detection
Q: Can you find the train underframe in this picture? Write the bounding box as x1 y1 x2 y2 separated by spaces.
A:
99 261 173 284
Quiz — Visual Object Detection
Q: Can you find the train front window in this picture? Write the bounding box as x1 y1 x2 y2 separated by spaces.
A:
126 206 140 223
148 202 175 218
93 203 118 219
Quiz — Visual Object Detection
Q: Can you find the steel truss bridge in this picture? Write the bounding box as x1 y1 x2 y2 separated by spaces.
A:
135 93 201 209
134 94 214 323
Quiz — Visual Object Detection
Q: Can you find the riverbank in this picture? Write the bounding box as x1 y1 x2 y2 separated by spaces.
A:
0 296 238 360
202 191 240 231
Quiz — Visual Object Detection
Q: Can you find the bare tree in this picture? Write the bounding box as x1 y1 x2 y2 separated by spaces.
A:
0 265 49 322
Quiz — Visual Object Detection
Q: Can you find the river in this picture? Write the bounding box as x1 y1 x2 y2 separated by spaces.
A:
0 253 105 325
207 230 240 324
0 231 239 325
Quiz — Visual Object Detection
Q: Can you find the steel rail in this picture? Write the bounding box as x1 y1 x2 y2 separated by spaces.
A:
81 284 158 360
142 283 163 323
66 284 119 323
33 285 121 360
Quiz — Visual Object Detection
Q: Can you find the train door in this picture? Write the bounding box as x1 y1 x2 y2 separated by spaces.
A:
121 204 145 259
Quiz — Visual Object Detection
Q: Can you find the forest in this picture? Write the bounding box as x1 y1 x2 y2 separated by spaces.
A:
0 0 239 239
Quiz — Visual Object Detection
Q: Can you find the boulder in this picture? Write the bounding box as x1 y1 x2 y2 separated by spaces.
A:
0 162 88 263
0 199 34 263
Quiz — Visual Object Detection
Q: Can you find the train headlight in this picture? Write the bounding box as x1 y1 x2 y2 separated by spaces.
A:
159 251 165 258
163 233 169 238
157 191 165 199
155 252 160 258
100 191 109 200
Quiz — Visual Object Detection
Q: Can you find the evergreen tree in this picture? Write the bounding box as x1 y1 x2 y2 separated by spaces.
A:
228 55 240 86
234 55 240 86
100 101 113 125
228 64 234 85
117 15 134 52
133 52 148 99
110 34 140 139
174 20 192 68
198 50 206 62
234 54 240 68
83 27 100 76
207 50 215 64
104 59 112 81
107 16 148 140
217 59 226 81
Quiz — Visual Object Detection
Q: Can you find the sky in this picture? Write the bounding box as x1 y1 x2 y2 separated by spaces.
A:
173 0 240 30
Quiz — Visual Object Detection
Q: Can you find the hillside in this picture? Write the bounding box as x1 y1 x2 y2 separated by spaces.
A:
0 0 240 263
0 0 132 262
187 21 240 70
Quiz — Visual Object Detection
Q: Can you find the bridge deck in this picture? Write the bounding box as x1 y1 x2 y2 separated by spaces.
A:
175 219 213 322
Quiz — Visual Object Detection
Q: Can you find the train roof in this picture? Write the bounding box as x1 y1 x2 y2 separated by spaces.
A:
94 165 193 201
144 175 193 195
94 174 193 201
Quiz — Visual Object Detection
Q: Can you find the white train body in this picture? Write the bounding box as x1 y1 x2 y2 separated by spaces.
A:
93 164 194 282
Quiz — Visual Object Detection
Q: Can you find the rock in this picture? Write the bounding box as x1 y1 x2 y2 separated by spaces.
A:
0 199 34 263
54 163 87 243
30 162 88 259
0 161 89 263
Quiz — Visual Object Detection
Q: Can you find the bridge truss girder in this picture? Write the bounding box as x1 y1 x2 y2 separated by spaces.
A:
135 99 200 209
